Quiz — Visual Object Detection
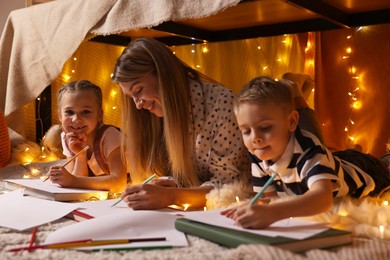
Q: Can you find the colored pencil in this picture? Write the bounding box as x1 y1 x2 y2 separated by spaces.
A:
249 171 278 205
28 227 37 252
43 146 89 182
71 209 94 220
111 173 157 207
7 237 166 252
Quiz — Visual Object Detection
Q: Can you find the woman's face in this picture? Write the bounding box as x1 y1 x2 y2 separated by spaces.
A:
119 74 163 117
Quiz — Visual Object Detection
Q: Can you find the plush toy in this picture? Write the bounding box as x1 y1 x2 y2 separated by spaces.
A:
41 124 64 160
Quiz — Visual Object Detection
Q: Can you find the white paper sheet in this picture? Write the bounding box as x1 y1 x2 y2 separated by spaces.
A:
4 179 108 196
73 199 132 218
45 211 188 250
0 189 79 231
183 209 328 240
73 200 188 219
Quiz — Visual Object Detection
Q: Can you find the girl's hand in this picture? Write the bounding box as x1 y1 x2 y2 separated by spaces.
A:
65 132 88 154
48 165 76 187
121 184 173 209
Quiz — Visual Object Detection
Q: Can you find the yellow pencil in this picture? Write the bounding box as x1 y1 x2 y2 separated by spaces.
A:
43 146 89 182
7 237 166 252
48 237 166 249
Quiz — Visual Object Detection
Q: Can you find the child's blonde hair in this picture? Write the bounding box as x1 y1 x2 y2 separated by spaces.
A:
58 80 103 112
234 76 294 114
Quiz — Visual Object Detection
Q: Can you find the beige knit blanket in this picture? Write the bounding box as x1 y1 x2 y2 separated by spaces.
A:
0 0 240 118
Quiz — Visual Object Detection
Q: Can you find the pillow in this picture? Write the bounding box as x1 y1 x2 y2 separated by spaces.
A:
0 111 11 167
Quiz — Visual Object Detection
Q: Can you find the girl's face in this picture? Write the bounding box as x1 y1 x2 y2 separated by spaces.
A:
119 74 163 117
58 91 102 136
235 102 298 163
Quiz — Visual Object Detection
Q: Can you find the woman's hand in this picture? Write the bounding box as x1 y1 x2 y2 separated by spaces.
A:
48 165 76 187
121 184 174 210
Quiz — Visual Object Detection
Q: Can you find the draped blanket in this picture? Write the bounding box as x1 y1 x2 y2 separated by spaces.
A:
0 0 240 119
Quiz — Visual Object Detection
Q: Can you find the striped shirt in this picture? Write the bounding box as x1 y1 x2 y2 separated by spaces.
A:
250 128 376 198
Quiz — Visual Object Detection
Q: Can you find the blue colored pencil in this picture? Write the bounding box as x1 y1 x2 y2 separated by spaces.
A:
111 173 157 207
249 172 278 205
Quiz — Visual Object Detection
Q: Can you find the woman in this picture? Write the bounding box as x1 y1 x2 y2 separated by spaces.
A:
112 38 250 210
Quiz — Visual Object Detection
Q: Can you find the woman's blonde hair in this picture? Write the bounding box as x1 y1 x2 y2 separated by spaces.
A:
112 38 201 187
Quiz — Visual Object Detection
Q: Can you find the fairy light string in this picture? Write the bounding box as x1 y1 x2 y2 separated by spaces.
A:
339 26 364 147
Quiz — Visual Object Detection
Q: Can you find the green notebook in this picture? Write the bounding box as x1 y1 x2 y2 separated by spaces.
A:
175 218 352 253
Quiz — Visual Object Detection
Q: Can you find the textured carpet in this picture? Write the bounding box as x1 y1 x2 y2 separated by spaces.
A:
2 162 390 259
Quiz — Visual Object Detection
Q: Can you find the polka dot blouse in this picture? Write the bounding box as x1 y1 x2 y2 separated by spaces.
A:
189 79 250 188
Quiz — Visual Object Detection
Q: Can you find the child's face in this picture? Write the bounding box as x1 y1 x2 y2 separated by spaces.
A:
119 74 163 117
235 102 298 163
58 91 102 136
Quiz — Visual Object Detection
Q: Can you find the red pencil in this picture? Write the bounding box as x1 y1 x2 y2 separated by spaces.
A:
28 227 37 252
71 209 94 220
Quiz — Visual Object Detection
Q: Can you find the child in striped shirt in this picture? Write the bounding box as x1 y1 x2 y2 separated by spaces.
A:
222 76 390 229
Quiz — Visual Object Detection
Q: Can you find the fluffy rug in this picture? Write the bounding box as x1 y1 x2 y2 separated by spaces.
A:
1 219 390 260
2 140 390 259
2 165 390 259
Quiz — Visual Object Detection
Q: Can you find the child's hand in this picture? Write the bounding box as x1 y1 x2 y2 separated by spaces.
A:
222 204 276 229
48 165 76 187
221 206 240 219
65 131 88 154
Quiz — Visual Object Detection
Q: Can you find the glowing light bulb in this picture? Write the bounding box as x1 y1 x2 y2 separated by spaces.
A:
338 209 349 217
352 101 362 109
379 225 385 239
183 204 190 211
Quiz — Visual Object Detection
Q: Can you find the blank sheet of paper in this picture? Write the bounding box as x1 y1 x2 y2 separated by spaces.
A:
0 189 79 231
